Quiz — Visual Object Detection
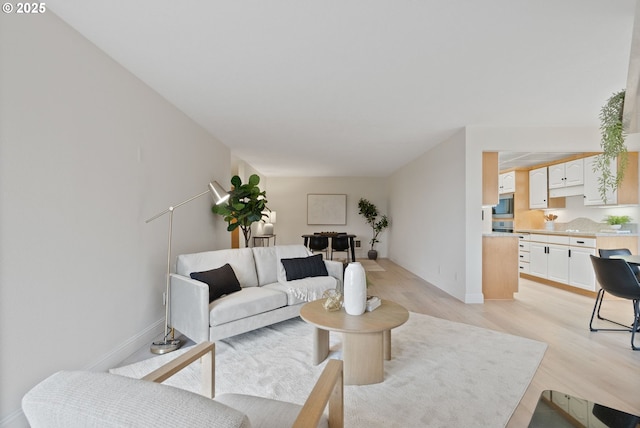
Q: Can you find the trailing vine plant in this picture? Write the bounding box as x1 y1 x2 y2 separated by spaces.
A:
595 89 627 203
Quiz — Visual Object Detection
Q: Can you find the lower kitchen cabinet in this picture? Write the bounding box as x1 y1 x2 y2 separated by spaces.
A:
526 234 596 291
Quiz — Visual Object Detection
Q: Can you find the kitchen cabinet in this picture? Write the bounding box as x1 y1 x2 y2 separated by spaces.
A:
517 234 530 274
482 152 499 206
483 234 519 299
499 171 516 194
583 153 639 206
584 155 616 205
529 167 548 209
529 234 569 282
548 159 584 189
527 234 595 291
568 237 597 290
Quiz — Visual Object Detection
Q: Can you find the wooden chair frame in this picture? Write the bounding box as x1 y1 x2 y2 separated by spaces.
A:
142 342 344 428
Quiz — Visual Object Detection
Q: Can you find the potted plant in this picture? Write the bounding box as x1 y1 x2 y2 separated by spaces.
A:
594 90 628 203
357 198 389 260
211 174 268 247
603 215 631 230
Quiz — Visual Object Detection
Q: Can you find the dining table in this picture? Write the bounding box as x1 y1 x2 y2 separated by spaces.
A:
611 254 640 265
302 233 357 262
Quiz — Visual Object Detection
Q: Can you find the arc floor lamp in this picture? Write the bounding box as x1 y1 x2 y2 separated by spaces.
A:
145 181 229 354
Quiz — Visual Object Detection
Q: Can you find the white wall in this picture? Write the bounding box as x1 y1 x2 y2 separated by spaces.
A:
0 12 231 427
386 126 640 304
388 130 472 302
265 177 389 258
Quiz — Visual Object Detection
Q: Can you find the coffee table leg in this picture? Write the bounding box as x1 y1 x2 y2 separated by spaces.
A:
313 327 329 365
343 332 384 385
383 330 392 360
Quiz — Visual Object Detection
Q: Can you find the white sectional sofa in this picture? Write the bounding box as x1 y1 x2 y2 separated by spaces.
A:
170 244 343 342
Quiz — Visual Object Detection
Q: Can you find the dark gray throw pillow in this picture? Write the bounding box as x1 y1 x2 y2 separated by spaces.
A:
280 254 328 281
190 263 241 302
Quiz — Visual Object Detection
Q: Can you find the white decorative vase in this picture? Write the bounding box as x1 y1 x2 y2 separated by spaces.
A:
545 221 555 231
343 262 367 315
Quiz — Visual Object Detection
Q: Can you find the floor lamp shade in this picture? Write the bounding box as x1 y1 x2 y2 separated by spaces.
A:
145 180 229 354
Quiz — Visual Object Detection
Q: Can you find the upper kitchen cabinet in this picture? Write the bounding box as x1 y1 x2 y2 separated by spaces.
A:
483 152 499 206
529 167 548 209
548 159 583 189
499 171 516 194
583 153 639 206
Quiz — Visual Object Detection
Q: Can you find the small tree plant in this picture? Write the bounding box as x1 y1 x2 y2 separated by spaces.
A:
211 174 268 247
358 198 389 259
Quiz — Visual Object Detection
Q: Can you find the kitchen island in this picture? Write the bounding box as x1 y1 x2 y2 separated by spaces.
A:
482 232 519 299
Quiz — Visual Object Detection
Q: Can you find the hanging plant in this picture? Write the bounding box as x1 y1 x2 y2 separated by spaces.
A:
594 89 627 203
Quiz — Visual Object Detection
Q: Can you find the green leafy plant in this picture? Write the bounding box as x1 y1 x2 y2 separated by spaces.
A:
594 90 627 203
357 198 389 251
211 174 268 247
604 215 631 225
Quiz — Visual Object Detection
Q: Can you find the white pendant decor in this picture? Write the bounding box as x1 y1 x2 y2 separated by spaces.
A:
343 262 367 315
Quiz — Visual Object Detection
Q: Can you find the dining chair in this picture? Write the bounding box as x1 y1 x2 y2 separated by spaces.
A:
330 235 351 262
589 255 640 350
308 235 329 259
594 249 640 330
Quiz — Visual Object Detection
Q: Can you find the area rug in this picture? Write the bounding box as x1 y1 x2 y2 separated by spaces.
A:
359 259 385 271
111 312 546 427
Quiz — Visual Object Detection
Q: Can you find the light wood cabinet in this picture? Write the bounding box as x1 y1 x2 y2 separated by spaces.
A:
482 152 498 206
482 235 519 299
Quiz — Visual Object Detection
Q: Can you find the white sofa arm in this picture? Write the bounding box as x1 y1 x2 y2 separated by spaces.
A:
323 260 344 293
170 274 210 343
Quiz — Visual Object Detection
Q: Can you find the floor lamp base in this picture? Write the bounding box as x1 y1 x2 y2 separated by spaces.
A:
150 338 182 355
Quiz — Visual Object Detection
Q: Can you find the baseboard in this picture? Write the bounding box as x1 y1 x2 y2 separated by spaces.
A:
84 318 164 372
0 319 164 428
0 408 27 428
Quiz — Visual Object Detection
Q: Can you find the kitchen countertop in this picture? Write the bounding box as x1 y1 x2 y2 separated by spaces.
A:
483 232 519 237
515 229 639 237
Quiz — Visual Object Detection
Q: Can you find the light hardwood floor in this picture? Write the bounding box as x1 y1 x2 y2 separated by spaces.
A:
368 258 640 427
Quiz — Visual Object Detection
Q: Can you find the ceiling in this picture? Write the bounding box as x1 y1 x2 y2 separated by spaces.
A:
498 152 582 170
47 1 636 177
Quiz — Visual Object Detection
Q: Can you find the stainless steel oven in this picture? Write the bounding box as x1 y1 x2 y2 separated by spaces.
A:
492 220 514 233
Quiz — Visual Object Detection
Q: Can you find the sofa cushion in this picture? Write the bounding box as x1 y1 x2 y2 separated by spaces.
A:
177 248 259 288
191 263 242 302
22 371 251 428
275 245 312 283
264 276 338 305
251 246 278 286
216 393 328 428
280 254 328 281
209 287 288 326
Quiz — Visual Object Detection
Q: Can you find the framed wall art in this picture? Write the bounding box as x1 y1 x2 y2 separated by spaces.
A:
307 194 347 225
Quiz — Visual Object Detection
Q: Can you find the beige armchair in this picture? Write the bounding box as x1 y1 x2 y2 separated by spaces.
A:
23 342 344 428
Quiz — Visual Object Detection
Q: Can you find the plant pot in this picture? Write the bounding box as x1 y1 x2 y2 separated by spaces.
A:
609 224 622 230
545 221 555 231
368 250 378 260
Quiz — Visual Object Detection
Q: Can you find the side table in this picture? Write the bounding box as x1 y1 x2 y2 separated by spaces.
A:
252 234 276 247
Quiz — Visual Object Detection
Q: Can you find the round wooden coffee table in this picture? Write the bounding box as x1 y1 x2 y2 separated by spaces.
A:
300 299 409 385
